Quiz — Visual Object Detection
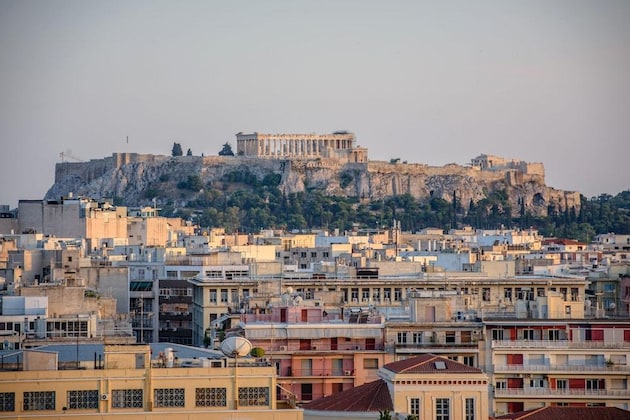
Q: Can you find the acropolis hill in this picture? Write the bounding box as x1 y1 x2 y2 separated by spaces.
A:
45 132 580 216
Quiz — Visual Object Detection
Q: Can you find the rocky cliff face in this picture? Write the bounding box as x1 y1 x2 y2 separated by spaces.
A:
45 153 581 216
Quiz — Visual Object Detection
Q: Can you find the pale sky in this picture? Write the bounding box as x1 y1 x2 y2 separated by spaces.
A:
1 0 629 209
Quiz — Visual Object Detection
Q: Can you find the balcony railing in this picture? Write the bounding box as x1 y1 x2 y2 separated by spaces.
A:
494 388 630 398
283 368 354 377
396 342 478 349
492 340 630 349
493 364 630 373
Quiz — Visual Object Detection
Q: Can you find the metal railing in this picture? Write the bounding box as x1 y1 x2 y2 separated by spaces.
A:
493 364 630 373
495 388 630 397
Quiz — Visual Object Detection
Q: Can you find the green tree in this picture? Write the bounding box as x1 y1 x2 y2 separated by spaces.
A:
171 142 183 156
219 142 235 156
378 409 392 420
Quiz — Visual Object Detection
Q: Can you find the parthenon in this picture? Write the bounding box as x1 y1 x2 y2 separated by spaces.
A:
235 131 368 163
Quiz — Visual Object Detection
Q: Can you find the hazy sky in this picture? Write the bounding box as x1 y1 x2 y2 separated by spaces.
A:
1 1 629 208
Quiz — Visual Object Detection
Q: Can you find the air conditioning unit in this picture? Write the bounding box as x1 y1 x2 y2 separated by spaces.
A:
101 394 109 401
279 346 288 351
311 346 318 350
345 370 352 376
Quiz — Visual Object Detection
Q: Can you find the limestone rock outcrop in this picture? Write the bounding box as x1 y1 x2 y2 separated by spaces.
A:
45 153 581 217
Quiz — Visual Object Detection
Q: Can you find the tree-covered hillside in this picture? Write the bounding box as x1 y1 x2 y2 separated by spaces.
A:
157 169 629 242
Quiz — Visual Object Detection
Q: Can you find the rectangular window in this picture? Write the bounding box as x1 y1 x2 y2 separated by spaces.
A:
410 397 421 416
523 329 534 340
463 356 475 367
465 397 475 420
238 387 269 406
220 289 228 303
482 288 491 302
0 393 15 412
504 288 512 300
492 329 504 340
23 391 55 411
586 379 602 390
67 390 98 409
195 388 226 407
397 332 407 344
557 379 568 389
436 398 450 420
154 388 185 408
112 389 143 408
364 358 379 369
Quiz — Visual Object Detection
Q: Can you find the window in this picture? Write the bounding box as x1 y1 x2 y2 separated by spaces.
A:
372 289 380 301
311 252 317 258
504 288 513 300
436 398 450 420
410 397 421 416
195 388 226 407
482 288 491 302
0 393 15 412
557 379 567 389
364 358 379 369
67 390 98 409
529 379 544 388
397 332 407 344
492 329 504 340
523 329 534 340
154 388 184 408
412 332 423 344
463 356 475 367
586 379 602 390
465 397 475 420
238 387 269 406
23 391 55 411
220 289 228 302
495 381 507 389
112 389 143 408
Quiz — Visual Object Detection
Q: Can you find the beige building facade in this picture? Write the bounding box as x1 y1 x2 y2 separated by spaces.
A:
0 344 302 420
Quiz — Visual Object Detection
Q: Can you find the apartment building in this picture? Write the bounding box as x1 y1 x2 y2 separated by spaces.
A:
239 303 392 404
0 343 302 419
304 354 489 420
484 314 630 415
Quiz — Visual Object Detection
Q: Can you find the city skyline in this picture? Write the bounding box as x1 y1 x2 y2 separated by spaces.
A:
1 1 629 208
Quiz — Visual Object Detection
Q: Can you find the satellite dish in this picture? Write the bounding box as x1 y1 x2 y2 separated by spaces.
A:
220 336 252 358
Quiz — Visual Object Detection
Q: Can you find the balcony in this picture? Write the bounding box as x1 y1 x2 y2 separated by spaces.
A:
492 340 630 349
493 364 630 373
283 368 354 377
494 388 630 398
